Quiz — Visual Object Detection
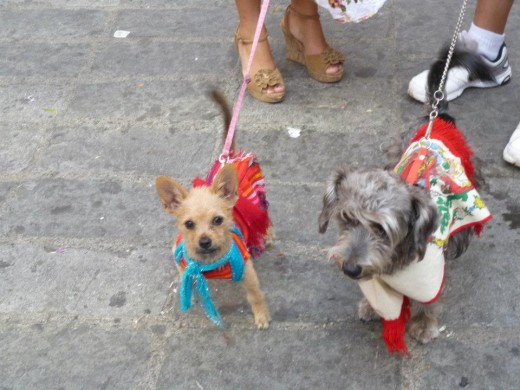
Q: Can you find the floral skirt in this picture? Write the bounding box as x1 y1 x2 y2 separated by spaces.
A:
315 0 387 23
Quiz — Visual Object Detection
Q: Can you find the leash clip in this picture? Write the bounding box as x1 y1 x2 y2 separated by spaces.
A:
218 153 230 164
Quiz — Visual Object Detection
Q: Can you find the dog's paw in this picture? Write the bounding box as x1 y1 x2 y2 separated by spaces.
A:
254 309 271 330
408 317 440 344
357 298 379 322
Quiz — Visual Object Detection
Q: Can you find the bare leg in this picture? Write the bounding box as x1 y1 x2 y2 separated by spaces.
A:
241 260 271 329
288 0 342 75
235 0 285 95
473 0 514 34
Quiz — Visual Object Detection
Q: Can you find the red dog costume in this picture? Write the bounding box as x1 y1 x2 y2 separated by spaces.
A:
358 117 492 354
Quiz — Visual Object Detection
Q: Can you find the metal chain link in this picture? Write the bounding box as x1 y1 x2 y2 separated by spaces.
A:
425 0 469 138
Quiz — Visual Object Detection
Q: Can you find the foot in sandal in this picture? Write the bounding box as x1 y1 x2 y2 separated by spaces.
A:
281 4 344 83
235 25 285 103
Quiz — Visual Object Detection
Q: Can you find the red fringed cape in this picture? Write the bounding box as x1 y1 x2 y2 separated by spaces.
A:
193 151 270 258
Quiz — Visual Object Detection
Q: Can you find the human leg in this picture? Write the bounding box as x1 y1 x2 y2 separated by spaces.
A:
473 0 513 34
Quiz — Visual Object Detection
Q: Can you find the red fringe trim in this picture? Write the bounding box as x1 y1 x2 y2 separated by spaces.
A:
411 118 476 187
449 214 493 238
232 198 270 257
381 296 411 355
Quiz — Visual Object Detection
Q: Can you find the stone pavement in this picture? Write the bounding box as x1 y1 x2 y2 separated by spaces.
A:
1 0 519 389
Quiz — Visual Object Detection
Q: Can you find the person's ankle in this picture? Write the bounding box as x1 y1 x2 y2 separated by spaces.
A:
288 9 320 40
289 2 319 18
237 23 267 41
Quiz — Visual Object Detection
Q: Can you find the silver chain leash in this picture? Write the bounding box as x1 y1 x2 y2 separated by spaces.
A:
425 0 469 138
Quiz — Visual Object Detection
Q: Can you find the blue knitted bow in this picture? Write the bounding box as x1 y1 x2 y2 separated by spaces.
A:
173 226 246 327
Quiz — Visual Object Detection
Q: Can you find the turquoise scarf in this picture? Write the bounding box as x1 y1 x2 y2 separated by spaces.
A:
173 226 246 327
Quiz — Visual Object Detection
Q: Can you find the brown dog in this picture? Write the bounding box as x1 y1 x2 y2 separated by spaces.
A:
156 92 271 329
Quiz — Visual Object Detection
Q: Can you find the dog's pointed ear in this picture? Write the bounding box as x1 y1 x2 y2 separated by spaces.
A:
410 185 439 259
156 176 188 215
319 167 348 233
211 164 238 205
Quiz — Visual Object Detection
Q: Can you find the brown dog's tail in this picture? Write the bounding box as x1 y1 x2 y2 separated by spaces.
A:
210 90 235 154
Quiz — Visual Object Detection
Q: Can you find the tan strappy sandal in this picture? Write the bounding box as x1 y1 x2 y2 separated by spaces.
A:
234 28 285 103
280 5 345 83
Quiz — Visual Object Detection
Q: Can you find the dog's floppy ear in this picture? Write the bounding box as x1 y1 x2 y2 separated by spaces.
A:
156 176 188 215
409 185 439 259
211 164 238 205
319 167 348 233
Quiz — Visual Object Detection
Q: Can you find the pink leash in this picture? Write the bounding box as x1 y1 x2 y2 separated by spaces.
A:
220 0 270 162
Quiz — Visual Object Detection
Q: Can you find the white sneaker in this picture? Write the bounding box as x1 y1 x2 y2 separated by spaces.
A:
408 42 512 103
503 122 520 167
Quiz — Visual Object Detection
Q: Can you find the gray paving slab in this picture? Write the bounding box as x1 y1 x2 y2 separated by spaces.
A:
0 43 92 77
156 326 403 390
90 41 235 78
236 124 388 183
0 178 175 244
406 334 520 390
0 0 121 8
0 244 175 316
0 122 48 173
116 1 231 8
36 123 218 178
237 81 400 133
0 320 154 389
1 0 520 389
0 83 70 123
0 9 109 40
65 80 235 124
0 182 16 203
114 8 236 40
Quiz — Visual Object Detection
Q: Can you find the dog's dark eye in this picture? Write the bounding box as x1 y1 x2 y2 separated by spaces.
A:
212 216 224 226
184 220 195 229
372 224 387 239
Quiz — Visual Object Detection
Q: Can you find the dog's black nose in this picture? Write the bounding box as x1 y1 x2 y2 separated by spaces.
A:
342 262 362 278
199 237 212 249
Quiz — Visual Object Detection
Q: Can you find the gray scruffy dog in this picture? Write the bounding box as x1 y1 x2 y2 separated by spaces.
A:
318 44 494 354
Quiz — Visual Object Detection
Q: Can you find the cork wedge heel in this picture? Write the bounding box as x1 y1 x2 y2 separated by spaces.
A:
280 5 344 83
